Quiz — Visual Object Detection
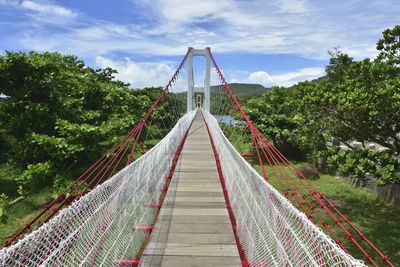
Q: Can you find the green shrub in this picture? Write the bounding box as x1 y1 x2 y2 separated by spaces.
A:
0 193 8 224
16 161 55 195
319 148 400 185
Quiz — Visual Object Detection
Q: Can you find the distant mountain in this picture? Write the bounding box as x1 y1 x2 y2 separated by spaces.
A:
211 83 269 99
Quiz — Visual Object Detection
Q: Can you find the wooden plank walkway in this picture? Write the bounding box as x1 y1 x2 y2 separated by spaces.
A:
140 112 241 266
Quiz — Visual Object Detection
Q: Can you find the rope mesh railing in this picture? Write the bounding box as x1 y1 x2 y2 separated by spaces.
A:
0 110 196 266
207 47 394 266
0 48 192 266
0 47 394 266
202 109 365 266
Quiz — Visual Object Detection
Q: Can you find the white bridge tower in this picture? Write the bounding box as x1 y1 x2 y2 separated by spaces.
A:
187 47 211 112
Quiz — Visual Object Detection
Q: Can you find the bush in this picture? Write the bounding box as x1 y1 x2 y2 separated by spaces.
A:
16 161 55 195
0 193 8 224
319 148 400 185
51 174 91 201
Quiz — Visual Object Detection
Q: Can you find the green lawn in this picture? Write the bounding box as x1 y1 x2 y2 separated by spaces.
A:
0 164 60 246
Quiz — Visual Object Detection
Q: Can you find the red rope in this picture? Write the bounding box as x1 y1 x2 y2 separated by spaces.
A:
2 124 140 250
207 47 393 266
3 48 192 267
85 49 192 266
20 126 141 265
200 110 249 267
139 114 195 259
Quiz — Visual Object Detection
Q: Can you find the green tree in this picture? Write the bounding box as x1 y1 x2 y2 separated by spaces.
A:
244 86 307 159
376 25 400 65
296 45 400 154
0 51 177 194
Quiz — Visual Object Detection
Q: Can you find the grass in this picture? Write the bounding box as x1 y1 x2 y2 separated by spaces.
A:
224 128 400 265
0 164 60 246
0 186 55 246
0 163 21 199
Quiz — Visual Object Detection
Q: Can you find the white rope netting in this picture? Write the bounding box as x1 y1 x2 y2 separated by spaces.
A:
0 110 196 267
202 110 366 267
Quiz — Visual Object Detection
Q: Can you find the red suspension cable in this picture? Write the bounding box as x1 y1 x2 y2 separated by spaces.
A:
2 48 192 250
207 47 394 266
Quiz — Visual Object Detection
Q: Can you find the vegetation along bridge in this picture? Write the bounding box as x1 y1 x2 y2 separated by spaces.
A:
0 48 395 266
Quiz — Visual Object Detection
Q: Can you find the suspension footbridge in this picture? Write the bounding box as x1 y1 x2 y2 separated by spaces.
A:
0 48 394 266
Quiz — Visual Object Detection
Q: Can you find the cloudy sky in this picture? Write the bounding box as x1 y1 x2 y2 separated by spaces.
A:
0 0 398 88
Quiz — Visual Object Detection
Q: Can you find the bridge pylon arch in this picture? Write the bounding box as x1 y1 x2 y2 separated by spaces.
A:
187 47 211 112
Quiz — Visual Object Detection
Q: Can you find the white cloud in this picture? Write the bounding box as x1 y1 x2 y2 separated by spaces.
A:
95 56 176 89
246 71 274 86
245 67 325 87
20 0 77 23
158 0 230 24
275 0 308 14
1 0 399 90
122 0 396 60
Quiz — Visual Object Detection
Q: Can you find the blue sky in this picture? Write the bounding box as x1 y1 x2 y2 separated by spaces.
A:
0 0 399 88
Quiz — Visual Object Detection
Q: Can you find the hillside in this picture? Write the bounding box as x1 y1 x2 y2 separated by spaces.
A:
176 83 269 99
211 83 269 98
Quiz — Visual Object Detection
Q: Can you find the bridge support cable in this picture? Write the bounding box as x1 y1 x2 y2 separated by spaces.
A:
202 109 364 266
200 110 249 266
0 110 196 266
207 48 394 266
0 49 192 266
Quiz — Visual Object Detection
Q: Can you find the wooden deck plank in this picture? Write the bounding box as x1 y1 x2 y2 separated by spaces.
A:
163 196 226 203
152 223 233 234
140 255 242 266
144 243 239 257
145 233 236 245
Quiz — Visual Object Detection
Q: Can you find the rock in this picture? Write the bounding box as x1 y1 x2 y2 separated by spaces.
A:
6 196 24 207
332 138 340 147
367 143 376 151
351 141 363 149
297 165 320 180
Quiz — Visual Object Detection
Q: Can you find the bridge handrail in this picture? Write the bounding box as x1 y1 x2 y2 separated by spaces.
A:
0 111 197 266
202 109 365 266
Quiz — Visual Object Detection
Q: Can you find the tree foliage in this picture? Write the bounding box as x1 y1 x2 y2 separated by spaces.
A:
245 87 301 151
242 25 400 184
0 51 180 194
296 49 400 153
376 25 400 65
